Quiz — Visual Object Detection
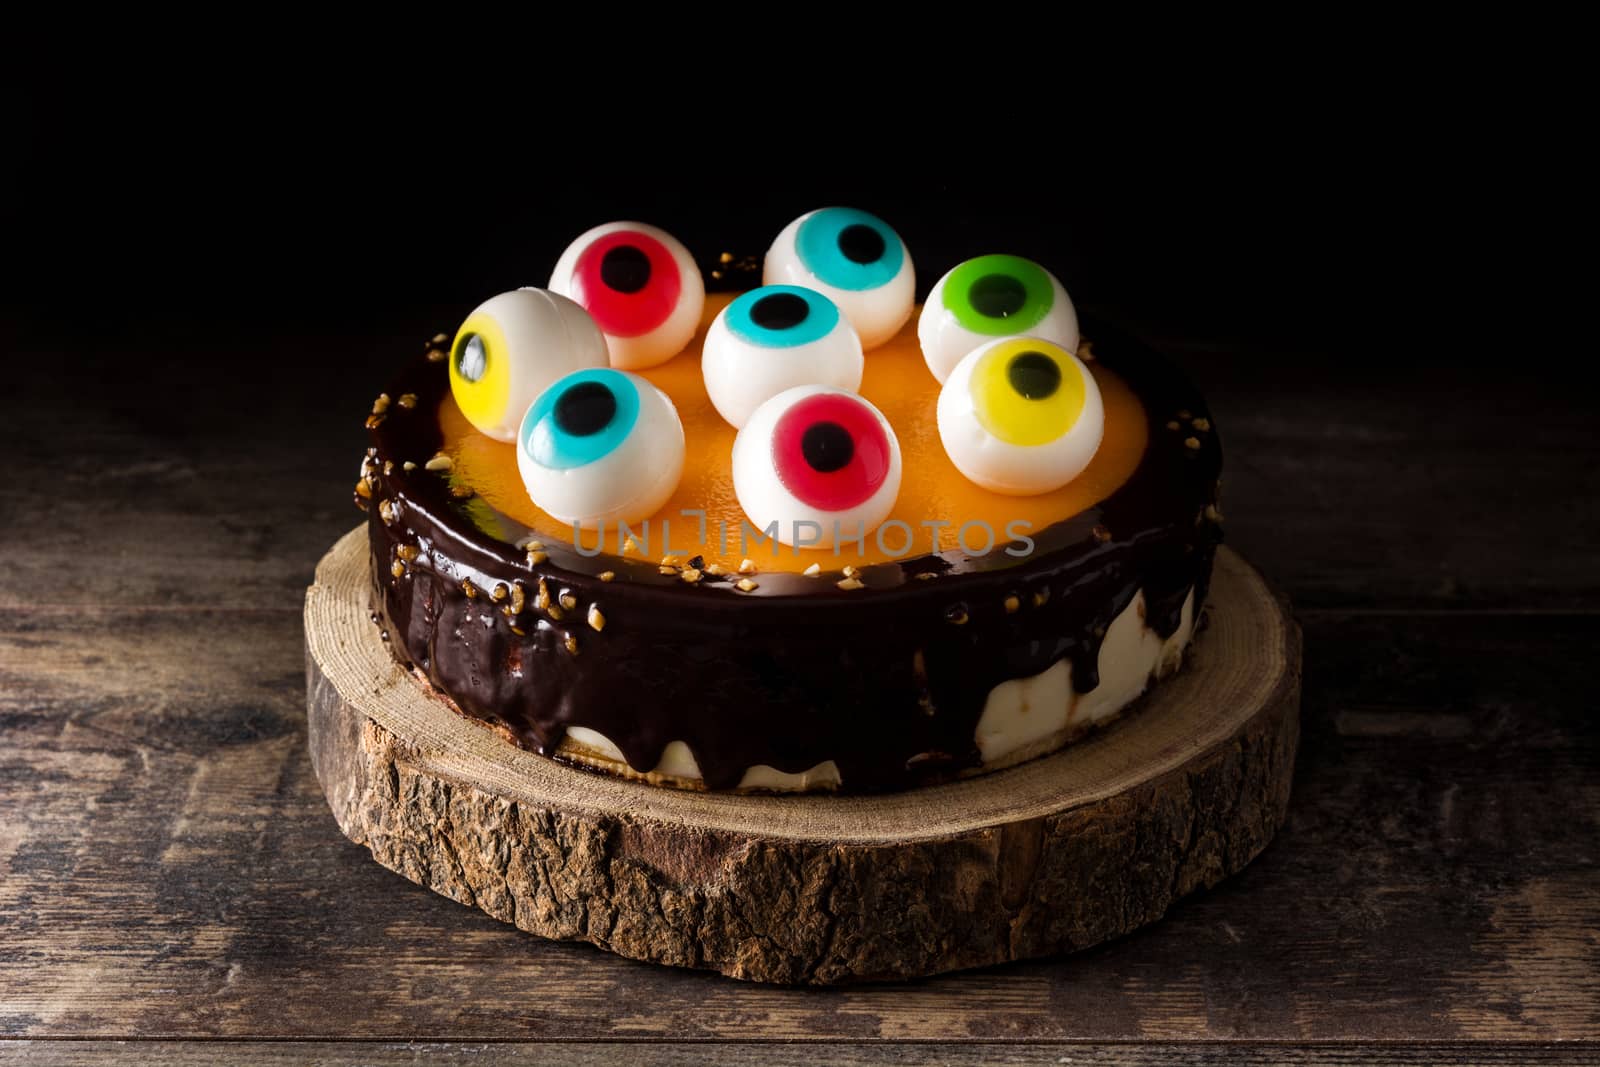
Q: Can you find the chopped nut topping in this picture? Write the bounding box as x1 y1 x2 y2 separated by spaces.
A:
739 558 758 575
559 592 577 611
396 545 419 563
372 393 391 415
1092 524 1112 543
622 535 640 555
431 332 449 346
719 251 734 264
365 413 386 429
842 564 859 578
402 461 416 471
1033 588 1051 608
425 454 453 472
450 484 474 499
916 572 937 580
1192 417 1211 432
522 539 545 552
462 579 478 599
1166 420 1181 431
1004 595 1020 614
426 348 446 363
837 577 864 591
378 499 399 525
510 624 526 637
703 563 725 576
945 605 969 625
802 563 822 577
354 479 372 499
736 577 759 592
491 583 509 602
598 570 615 582
535 578 551 611
680 567 702 583
660 554 680 567
383 460 393 476
390 559 405 578
526 549 548 566
1177 409 1192 421
397 393 418 410
564 634 579 656
658 565 679 576
509 583 526 614
1184 436 1201 451
587 604 605 631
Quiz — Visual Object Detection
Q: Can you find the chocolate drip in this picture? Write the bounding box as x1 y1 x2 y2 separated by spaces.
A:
358 315 1222 792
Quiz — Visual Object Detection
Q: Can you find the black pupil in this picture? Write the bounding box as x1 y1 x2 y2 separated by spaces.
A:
836 223 886 264
969 273 1028 318
456 334 487 382
750 292 810 330
1007 352 1061 400
554 381 617 436
801 421 854 473
600 245 652 293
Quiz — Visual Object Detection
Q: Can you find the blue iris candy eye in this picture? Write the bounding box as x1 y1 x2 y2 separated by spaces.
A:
794 207 905 291
723 285 842 348
701 286 864 428
517 367 686 527
764 207 916 350
524 368 640 469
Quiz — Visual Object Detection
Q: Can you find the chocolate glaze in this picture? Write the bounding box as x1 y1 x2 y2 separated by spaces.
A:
358 317 1222 792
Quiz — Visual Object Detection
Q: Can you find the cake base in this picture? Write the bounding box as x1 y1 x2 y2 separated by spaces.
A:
305 527 1299 984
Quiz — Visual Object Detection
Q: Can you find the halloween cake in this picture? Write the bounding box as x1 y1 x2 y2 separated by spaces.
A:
354 209 1223 793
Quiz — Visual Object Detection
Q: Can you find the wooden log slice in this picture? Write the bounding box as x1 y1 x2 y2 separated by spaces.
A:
305 526 1300 984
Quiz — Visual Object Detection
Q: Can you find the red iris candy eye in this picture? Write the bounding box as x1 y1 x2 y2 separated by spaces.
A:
731 385 903 549
771 392 891 510
570 230 682 337
549 221 706 370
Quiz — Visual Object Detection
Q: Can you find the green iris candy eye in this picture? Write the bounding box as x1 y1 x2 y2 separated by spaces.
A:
917 254 1082 384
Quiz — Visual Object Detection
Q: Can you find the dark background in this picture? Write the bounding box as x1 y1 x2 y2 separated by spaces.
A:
5 81 1478 359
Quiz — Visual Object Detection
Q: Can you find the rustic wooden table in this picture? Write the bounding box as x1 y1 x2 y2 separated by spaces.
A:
2 309 1595 1066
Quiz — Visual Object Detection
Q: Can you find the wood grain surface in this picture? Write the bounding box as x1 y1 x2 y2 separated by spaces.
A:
305 532 1298 982
2 316 1596 1061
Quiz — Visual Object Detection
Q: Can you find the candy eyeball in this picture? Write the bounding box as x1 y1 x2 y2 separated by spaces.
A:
763 207 914 350
701 285 864 429
732 385 902 549
449 289 609 442
517 368 685 528
548 221 705 370
936 337 1103 496
918 254 1079 383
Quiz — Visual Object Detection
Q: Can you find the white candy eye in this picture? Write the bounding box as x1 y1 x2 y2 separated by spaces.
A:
937 338 1103 495
448 289 609 441
516 368 685 528
763 207 914 349
701 285 863 429
918 255 1079 383
732 385 902 549
548 221 705 370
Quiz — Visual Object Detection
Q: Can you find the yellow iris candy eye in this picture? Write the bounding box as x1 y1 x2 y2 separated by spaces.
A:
936 337 1104 495
449 289 609 442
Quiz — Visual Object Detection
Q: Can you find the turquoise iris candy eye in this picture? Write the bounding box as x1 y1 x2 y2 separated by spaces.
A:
794 207 906 292
517 367 685 527
764 207 915 350
701 285 864 429
723 285 842 348
524 368 641 470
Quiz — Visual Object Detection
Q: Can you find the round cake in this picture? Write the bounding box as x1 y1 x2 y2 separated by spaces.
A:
354 213 1223 793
